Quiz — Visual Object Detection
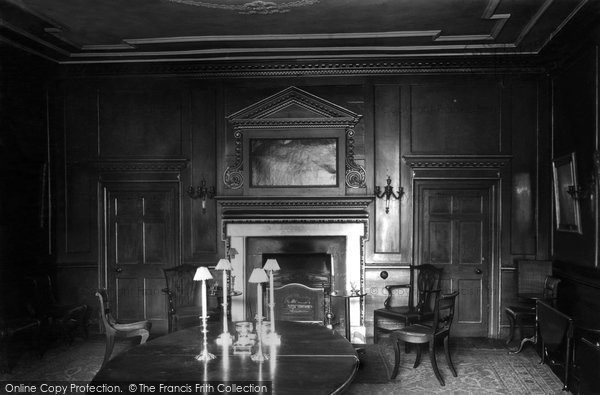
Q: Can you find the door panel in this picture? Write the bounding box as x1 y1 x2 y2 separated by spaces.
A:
418 183 492 337
106 183 177 332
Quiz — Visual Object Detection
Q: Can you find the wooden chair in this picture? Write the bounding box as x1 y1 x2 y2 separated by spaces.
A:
95 289 151 367
505 274 560 349
29 275 89 345
390 291 460 386
536 299 574 391
575 337 600 395
373 264 442 344
162 264 218 333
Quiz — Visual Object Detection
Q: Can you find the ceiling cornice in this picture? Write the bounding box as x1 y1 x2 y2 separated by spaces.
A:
0 0 592 70
58 56 546 78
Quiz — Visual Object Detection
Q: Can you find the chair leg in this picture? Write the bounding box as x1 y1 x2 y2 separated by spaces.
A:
517 318 525 346
391 339 401 379
139 330 149 344
373 314 378 344
102 333 115 367
444 337 457 377
506 312 515 345
413 344 422 368
429 341 444 386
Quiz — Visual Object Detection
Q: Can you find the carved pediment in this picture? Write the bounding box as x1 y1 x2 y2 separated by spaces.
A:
227 86 361 128
224 86 366 191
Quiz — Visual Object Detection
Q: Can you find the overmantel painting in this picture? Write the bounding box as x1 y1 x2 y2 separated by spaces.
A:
552 152 582 234
241 128 346 195
250 137 338 187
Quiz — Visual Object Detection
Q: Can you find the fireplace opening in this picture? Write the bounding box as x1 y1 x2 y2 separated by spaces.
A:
262 253 332 289
262 253 332 323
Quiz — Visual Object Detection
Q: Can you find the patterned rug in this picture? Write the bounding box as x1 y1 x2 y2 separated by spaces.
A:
349 337 566 395
0 336 567 394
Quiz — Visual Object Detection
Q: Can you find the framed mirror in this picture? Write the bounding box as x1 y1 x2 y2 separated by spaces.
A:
552 152 582 233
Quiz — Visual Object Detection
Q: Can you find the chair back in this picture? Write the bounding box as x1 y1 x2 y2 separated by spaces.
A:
517 260 552 295
163 264 203 309
431 291 459 336
95 289 116 329
542 276 561 307
415 264 443 313
577 337 600 394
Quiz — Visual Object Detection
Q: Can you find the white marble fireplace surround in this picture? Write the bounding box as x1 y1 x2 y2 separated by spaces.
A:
218 197 371 343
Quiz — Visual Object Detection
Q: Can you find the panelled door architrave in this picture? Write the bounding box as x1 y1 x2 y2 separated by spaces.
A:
98 164 184 334
406 155 509 338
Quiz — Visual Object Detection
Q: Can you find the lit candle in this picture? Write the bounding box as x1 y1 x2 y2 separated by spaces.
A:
201 279 207 318
193 266 213 319
215 258 233 338
257 282 263 320
248 268 269 320
263 259 280 335
222 270 228 330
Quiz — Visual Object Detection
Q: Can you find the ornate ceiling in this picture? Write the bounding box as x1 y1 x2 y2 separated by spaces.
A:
0 0 597 64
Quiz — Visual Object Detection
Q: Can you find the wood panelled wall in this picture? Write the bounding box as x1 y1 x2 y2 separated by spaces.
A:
551 38 600 318
0 46 55 301
41 71 550 336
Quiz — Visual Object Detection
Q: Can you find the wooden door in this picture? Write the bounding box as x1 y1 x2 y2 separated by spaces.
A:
105 183 177 332
417 182 493 337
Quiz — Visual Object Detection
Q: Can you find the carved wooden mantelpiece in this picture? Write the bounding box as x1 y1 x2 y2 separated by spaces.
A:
89 158 189 172
403 155 512 169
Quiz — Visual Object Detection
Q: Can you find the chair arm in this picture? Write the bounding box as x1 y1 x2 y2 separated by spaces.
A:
383 284 411 310
113 320 151 332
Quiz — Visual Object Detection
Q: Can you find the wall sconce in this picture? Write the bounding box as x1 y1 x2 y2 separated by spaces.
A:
187 178 215 213
566 184 590 200
375 175 404 214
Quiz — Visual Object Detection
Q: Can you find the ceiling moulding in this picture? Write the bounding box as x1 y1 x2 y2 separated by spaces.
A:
60 57 546 78
165 0 319 15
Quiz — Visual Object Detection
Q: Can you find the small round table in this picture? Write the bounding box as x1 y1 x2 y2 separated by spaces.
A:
331 292 367 344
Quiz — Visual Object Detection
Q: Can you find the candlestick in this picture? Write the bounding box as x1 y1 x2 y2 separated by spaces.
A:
193 266 215 361
263 258 281 345
248 268 269 362
215 258 233 345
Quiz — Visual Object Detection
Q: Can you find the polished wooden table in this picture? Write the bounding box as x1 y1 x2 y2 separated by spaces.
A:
92 321 359 394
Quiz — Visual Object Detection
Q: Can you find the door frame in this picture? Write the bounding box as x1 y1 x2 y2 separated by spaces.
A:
97 172 183 316
411 172 505 338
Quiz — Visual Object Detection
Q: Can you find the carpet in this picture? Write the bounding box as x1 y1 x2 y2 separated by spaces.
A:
0 336 567 395
348 337 566 395
0 336 130 382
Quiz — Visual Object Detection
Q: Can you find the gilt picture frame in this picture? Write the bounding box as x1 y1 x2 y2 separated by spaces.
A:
552 152 582 233
243 128 345 196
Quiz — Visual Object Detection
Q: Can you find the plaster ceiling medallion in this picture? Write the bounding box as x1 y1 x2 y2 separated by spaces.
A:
166 0 319 14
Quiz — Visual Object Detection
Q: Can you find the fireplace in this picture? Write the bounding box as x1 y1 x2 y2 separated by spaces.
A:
246 238 341 324
218 196 372 343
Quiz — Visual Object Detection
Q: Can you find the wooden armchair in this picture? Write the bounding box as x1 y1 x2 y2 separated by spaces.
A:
29 275 89 346
536 299 574 391
373 264 442 343
505 272 559 351
390 291 460 386
162 264 218 333
95 289 151 367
